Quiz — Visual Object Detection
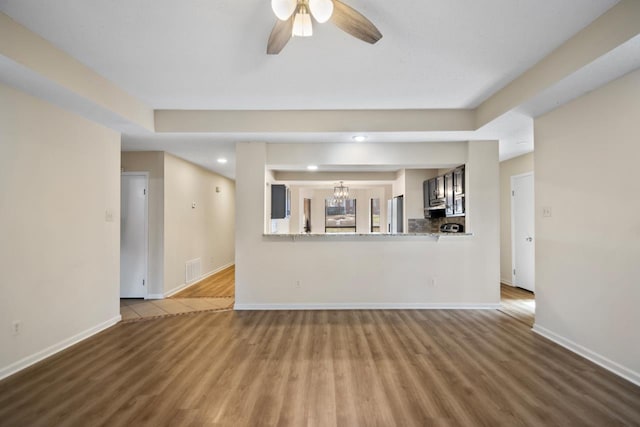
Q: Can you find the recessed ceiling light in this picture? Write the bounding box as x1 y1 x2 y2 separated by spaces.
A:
307 165 319 171
217 158 228 164
352 135 367 142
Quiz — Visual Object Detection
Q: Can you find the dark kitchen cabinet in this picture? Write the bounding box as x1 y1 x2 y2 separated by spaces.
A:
444 172 454 216
450 165 466 216
427 176 445 207
271 184 290 219
454 196 465 216
423 165 466 218
423 180 430 210
454 166 464 196
435 176 445 200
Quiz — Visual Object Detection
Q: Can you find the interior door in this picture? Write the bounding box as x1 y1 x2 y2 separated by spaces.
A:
512 173 535 292
120 174 147 298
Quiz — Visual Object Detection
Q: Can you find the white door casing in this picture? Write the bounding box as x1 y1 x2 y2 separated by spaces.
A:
511 173 535 292
120 173 148 298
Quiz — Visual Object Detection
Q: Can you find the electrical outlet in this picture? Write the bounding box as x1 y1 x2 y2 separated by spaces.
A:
105 209 114 222
295 280 301 288
428 277 437 288
192 202 197 209
11 320 21 336
542 207 552 217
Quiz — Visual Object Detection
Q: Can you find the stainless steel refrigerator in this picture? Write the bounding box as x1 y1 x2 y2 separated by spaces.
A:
386 195 404 234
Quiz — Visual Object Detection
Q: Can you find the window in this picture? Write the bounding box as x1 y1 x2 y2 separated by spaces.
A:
370 198 380 232
325 199 356 233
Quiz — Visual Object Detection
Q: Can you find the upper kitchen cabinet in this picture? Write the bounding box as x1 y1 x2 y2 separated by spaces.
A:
426 176 445 207
452 165 465 216
454 166 464 196
445 172 454 216
423 165 465 218
435 176 445 201
271 184 291 219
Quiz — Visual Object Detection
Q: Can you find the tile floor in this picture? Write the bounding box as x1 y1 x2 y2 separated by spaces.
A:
120 297 233 321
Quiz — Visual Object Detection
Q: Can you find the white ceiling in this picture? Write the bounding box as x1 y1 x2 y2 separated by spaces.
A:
0 0 624 178
0 0 617 110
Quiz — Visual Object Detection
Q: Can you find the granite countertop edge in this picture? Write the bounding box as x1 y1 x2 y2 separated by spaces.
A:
263 233 474 238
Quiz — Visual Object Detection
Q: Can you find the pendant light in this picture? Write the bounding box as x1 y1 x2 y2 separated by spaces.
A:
333 181 349 202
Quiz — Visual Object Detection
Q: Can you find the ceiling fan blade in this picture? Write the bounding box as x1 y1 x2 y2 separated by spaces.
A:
267 16 294 55
330 0 382 44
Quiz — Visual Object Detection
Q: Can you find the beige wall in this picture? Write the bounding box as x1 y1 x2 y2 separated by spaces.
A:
0 83 120 379
121 152 165 297
499 152 534 284
534 69 640 385
235 141 499 308
163 153 235 295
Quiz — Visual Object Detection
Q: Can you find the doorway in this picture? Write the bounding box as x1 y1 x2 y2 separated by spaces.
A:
120 173 148 298
303 198 311 233
511 173 535 293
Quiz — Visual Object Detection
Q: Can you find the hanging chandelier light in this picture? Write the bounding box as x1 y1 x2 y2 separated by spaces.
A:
333 181 349 202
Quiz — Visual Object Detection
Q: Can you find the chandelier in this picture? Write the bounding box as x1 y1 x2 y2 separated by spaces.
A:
332 181 349 203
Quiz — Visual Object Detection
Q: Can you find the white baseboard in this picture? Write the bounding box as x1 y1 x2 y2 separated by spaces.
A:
500 278 514 286
0 315 121 381
163 262 234 299
532 324 640 387
234 303 501 311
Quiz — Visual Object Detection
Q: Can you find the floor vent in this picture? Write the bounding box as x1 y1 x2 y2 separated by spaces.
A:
185 258 201 284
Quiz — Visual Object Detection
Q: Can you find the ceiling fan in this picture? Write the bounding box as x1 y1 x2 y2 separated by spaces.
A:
267 0 383 54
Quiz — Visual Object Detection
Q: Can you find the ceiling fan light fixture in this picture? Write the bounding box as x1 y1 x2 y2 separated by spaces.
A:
309 0 334 23
271 0 297 20
292 6 313 37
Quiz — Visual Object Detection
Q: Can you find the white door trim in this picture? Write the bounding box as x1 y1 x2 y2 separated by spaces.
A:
121 172 149 299
511 172 533 288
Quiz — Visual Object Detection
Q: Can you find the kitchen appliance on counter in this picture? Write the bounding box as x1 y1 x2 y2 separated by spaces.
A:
440 223 464 233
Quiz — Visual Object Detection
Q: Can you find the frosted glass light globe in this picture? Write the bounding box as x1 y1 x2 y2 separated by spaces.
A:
292 9 313 37
272 0 297 20
309 0 334 23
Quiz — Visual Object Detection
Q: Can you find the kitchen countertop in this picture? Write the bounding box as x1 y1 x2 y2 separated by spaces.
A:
263 233 473 241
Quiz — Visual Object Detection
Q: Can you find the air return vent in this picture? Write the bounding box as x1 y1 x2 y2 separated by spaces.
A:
185 258 201 284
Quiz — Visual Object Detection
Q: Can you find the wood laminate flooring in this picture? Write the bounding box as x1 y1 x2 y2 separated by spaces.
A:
172 265 235 298
499 283 535 327
1 309 639 426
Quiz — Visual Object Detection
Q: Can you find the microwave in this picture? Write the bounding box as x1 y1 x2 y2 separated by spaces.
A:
424 207 446 219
